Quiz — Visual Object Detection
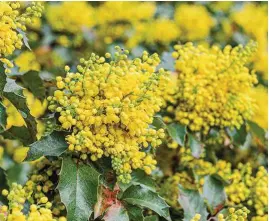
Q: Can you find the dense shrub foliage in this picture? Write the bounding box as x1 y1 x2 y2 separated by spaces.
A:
0 2 267 221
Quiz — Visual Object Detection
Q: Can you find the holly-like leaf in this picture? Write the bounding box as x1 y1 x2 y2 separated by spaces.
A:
21 71 45 100
202 175 226 214
104 201 129 221
122 185 171 221
144 215 159 221
6 163 31 186
3 78 37 142
57 156 100 221
187 134 203 158
25 131 68 161
167 123 187 146
126 205 144 221
0 71 6 97
0 167 9 205
227 124 247 146
152 115 166 130
247 121 266 143
119 170 156 192
0 102 7 133
2 126 33 145
178 185 208 221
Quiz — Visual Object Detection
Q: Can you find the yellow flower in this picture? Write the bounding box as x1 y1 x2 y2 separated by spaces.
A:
174 4 214 41
250 85 268 129
46 2 95 33
15 51 40 72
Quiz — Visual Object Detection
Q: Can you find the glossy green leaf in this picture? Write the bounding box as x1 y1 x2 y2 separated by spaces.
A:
144 215 159 221
178 185 208 221
119 170 156 192
104 202 129 221
0 71 6 97
6 163 31 186
2 126 33 145
0 102 7 133
152 115 166 130
126 205 144 221
25 131 68 161
3 78 37 143
227 124 247 146
167 123 187 146
188 134 203 158
247 121 266 142
21 71 45 100
122 185 171 221
202 175 226 214
57 156 100 221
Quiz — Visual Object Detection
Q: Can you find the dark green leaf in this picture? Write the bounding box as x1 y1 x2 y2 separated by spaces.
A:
211 173 231 186
104 202 129 221
1 126 33 145
167 123 187 146
187 134 203 158
152 115 166 130
247 121 266 142
178 185 208 221
6 163 31 186
144 215 159 221
227 124 247 146
0 102 7 132
3 78 37 142
0 71 6 97
126 205 144 221
57 156 100 221
25 131 68 161
202 175 226 214
119 170 156 192
122 185 171 221
0 167 9 205
21 71 45 100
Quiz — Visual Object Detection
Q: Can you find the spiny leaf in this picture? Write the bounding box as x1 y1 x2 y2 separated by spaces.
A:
0 102 7 133
21 71 45 100
122 185 171 221
25 131 68 161
57 156 100 221
119 170 156 192
227 124 247 146
126 205 144 221
1 126 33 145
3 78 37 143
167 123 187 146
187 134 203 158
0 71 6 97
104 201 129 221
178 185 208 221
247 121 266 143
202 175 226 214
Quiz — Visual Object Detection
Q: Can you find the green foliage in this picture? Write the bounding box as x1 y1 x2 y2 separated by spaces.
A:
25 131 68 161
122 185 171 221
167 123 187 146
57 156 100 221
0 168 8 205
178 185 208 221
0 102 7 133
187 134 203 158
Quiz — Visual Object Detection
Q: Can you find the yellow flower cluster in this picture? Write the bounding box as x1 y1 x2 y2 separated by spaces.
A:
232 3 268 79
250 86 268 130
190 214 201 221
171 41 258 133
127 19 180 48
15 51 40 72
218 207 250 221
46 2 94 33
226 164 268 220
174 4 214 41
0 2 43 57
0 182 66 221
96 2 156 25
48 48 170 183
